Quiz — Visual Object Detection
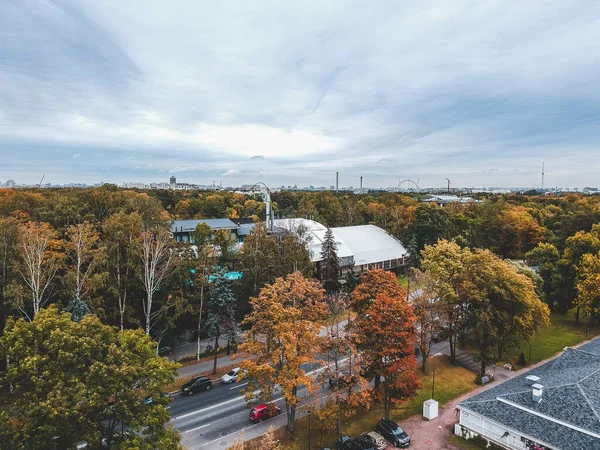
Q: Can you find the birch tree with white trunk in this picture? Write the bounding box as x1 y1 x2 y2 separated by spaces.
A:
18 222 61 320
139 227 174 336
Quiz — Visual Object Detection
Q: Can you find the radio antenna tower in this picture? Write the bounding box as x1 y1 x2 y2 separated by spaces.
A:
541 162 545 189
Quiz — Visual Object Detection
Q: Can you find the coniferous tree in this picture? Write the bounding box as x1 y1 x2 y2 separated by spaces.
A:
320 227 340 294
206 271 238 373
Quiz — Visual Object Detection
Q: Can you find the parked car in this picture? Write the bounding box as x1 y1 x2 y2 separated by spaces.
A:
180 376 212 396
157 346 172 356
336 435 354 450
328 372 357 389
143 392 170 405
249 403 281 422
335 435 375 450
361 431 387 450
376 418 411 448
221 367 242 384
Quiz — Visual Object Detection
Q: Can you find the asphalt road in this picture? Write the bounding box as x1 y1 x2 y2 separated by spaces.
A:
170 362 325 450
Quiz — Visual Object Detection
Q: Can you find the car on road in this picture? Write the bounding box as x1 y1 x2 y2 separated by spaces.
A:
221 367 242 384
180 376 212 396
328 372 357 390
249 403 281 422
376 418 411 448
335 435 376 450
158 346 172 356
143 392 170 405
360 431 387 450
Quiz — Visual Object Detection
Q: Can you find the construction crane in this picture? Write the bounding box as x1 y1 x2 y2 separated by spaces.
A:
38 174 45 188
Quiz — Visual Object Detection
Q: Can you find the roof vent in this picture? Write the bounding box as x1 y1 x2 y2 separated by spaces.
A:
525 375 540 386
532 383 543 403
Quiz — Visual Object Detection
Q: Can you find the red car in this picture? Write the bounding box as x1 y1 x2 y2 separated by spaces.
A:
249 403 281 422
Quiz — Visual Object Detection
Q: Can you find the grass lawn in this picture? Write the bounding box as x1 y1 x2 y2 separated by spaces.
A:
273 355 475 449
397 275 408 288
501 309 600 368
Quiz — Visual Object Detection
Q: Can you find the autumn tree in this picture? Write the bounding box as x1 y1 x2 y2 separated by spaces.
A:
0 306 181 449
351 268 406 315
191 222 215 360
420 240 471 364
214 228 235 268
238 272 327 432
258 425 281 450
576 252 600 328
560 227 600 318
320 228 341 293
466 249 550 376
0 217 20 330
64 222 105 320
279 232 314 277
411 274 442 372
320 294 369 435
139 226 175 336
103 212 143 330
354 292 420 419
15 222 62 320
206 272 238 373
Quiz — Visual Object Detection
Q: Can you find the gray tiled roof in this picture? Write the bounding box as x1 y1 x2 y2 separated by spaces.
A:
458 337 600 450
171 219 239 232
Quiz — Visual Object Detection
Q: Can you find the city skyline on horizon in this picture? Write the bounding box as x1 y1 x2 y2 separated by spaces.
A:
2 1 600 188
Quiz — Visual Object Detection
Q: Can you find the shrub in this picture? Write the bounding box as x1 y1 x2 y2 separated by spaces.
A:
518 352 527 366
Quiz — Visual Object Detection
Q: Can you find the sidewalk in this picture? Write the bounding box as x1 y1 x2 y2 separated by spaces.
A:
177 353 244 379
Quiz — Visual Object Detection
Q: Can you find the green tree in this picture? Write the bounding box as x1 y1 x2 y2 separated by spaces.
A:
238 223 281 305
525 243 561 310
0 306 181 449
103 212 143 330
404 204 450 264
320 228 341 294
206 272 238 373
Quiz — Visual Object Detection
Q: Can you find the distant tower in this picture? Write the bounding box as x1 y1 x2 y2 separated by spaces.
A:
336 172 339 192
170 176 176 189
360 176 363 191
541 162 545 189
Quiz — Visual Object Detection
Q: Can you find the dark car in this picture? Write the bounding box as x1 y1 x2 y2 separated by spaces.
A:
249 403 281 422
180 376 212 396
376 418 411 448
328 372 357 390
158 346 172 356
335 435 375 450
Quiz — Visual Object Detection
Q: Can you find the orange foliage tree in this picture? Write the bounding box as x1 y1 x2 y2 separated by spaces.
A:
354 292 420 419
238 272 328 432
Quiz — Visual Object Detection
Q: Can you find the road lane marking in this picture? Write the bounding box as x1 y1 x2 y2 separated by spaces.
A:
172 395 248 420
190 398 285 449
184 423 211 434
230 382 248 390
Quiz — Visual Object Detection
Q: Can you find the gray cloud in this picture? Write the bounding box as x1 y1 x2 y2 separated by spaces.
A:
1 0 600 188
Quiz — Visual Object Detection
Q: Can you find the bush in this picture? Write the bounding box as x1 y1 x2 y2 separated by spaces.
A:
467 434 489 449
517 352 527 366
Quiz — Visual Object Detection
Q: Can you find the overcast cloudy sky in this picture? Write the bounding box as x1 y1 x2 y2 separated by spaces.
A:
1 0 600 188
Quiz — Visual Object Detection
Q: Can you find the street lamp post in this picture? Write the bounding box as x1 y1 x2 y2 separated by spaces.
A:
308 410 312 450
431 366 437 400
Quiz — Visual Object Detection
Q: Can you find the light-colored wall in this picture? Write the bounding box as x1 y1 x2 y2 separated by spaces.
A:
456 409 529 450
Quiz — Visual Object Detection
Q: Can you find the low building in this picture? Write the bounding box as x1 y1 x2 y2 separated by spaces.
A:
455 338 600 450
273 218 408 273
423 195 479 205
171 219 240 243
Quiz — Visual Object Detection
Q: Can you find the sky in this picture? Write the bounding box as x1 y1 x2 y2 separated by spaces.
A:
1 0 600 188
